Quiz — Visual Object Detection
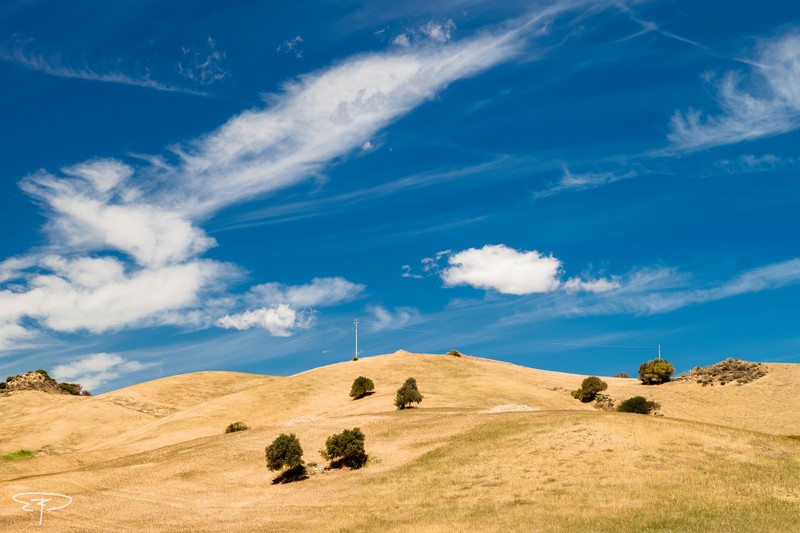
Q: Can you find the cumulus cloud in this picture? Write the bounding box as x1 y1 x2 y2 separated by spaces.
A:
216 304 314 336
413 244 622 297
668 31 800 151
441 244 563 295
51 352 151 391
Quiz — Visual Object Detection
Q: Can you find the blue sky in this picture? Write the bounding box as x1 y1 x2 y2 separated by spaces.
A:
1 0 799 392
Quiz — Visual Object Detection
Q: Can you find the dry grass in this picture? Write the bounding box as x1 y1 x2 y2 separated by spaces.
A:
1 351 798 531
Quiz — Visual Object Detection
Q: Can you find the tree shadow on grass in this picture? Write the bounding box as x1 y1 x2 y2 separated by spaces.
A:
328 454 368 470
272 465 308 484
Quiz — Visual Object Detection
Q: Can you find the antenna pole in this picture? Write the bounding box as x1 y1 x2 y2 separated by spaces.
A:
658 344 661 360
354 318 359 360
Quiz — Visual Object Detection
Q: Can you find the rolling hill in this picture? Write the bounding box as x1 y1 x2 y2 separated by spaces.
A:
1 351 799 531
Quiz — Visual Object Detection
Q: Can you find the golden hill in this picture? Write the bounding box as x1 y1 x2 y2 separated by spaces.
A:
1 351 799 532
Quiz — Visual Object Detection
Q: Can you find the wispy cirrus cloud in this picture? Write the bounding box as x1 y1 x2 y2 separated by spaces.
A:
534 165 637 198
668 31 800 151
0 43 203 94
178 36 229 86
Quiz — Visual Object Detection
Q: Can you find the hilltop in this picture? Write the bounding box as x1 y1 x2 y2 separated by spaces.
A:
1 351 798 532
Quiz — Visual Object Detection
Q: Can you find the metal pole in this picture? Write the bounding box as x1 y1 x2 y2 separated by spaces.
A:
354 318 359 360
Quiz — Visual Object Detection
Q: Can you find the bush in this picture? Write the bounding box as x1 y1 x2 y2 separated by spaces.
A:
321 428 367 468
612 372 630 378
617 396 660 414
571 376 608 403
638 359 675 385
265 433 304 471
447 349 463 357
350 376 375 400
395 377 423 410
58 382 84 396
225 421 249 434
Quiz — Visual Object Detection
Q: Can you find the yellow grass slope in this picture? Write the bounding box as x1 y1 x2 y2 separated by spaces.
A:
1 351 799 532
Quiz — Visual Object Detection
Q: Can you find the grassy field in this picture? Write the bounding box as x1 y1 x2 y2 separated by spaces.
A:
1 351 798 531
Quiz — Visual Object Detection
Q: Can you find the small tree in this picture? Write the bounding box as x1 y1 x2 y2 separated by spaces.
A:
321 428 367 468
265 433 304 471
618 396 660 414
612 372 630 378
395 377 423 409
350 376 375 400
571 376 608 403
447 349 463 357
638 359 675 385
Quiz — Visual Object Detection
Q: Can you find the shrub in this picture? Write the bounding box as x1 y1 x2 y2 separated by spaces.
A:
0 449 35 461
0 382 6 390
352 356 359 361
571 376 608 403
58 382 84 396
638 359 675 385
683 358 767 386
35 369 53 380
265 433 304 471
612 372 630 378
350 376 375 400
618 396 660 414
395 377 423 410
447 349 463 357
225 421 249 434
321 428 367 469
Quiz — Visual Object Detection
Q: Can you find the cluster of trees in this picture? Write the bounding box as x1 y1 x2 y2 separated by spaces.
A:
349 376 423 410
571 357 676 415
265 427 367 481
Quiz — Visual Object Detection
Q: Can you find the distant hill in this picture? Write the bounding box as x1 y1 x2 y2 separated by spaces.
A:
0 351 798 532
0 369 89 396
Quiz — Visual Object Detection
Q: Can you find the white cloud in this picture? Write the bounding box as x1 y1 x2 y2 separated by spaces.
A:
0 44 199 94
441 244 563 295
367 304 418 330
668 31 800 151
216 304 314 336
563 276 621 293
173 27 523 217
394 19 457 47
277 36 304 59
51 352 150 391
0 257 229 334
534 166 636 198
246 277 365 308
401 265 422 279
178 36 229 86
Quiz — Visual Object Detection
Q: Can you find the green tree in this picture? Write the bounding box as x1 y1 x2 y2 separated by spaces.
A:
321 428 367 468
617 396 660 414
395 377 423 410
571 376 608 403
638 359 675 385
349 376 375 400
265 433 304 471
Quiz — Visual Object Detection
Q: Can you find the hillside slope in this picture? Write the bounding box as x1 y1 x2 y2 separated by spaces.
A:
1 351 798 532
